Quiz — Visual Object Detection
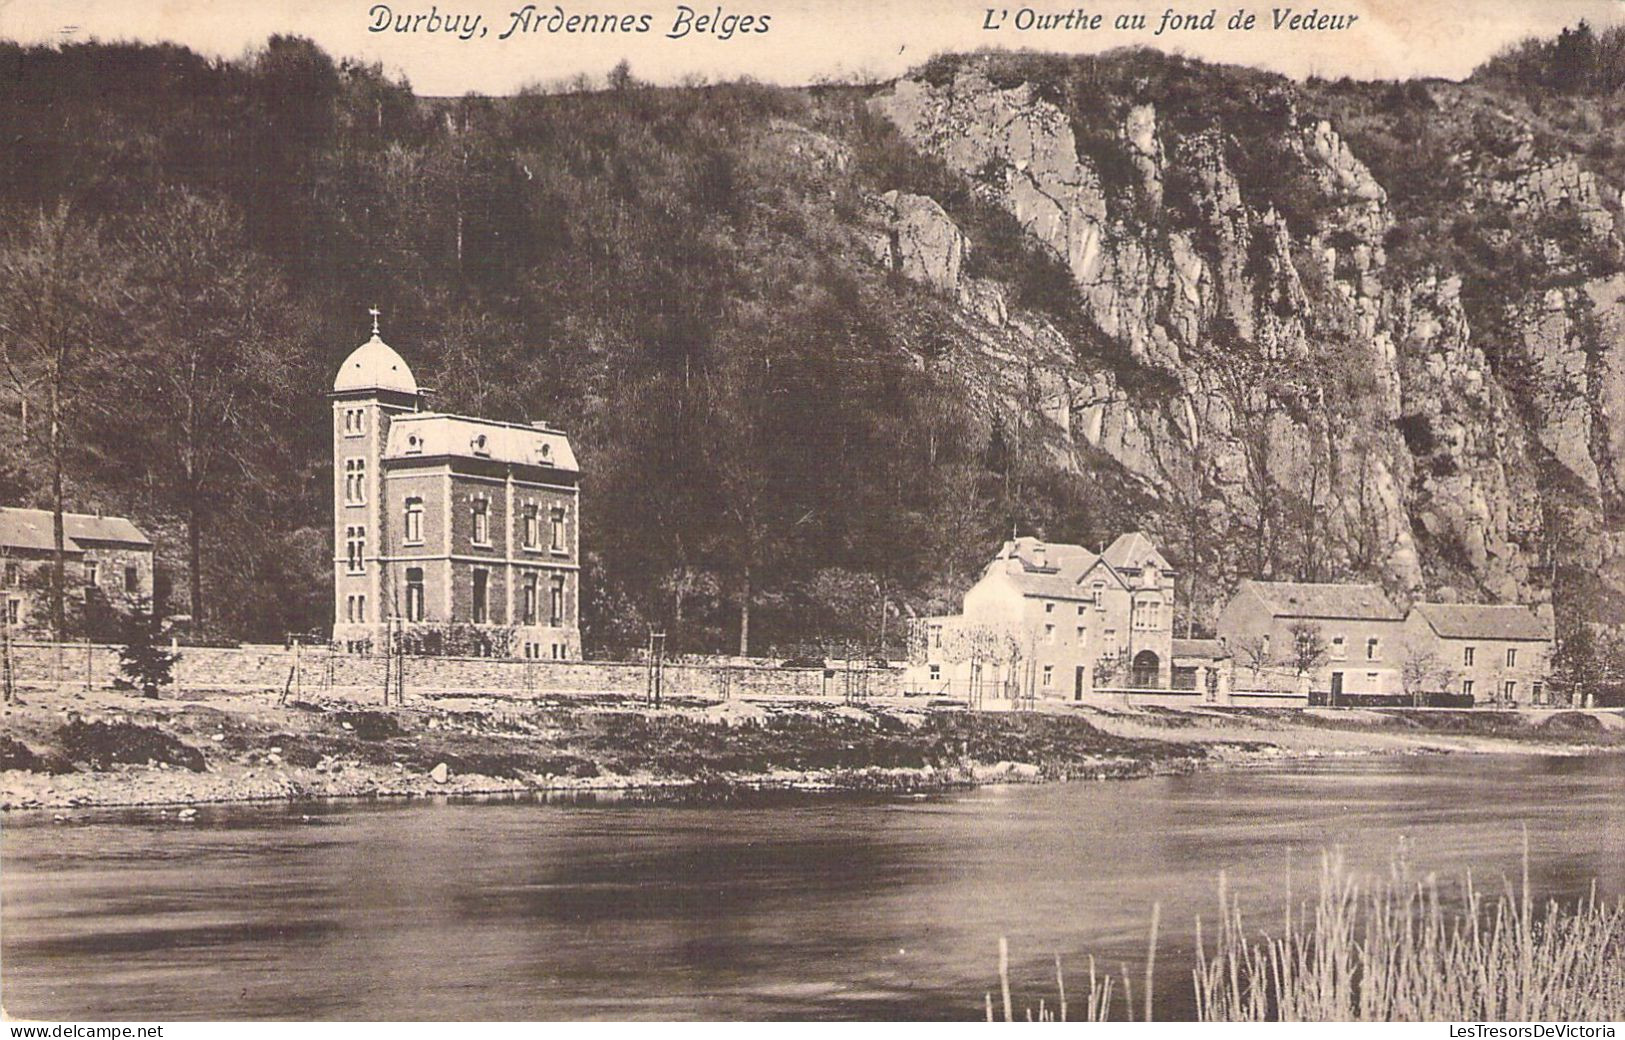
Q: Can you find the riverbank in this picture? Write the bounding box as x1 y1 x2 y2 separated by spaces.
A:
2 686 1622 811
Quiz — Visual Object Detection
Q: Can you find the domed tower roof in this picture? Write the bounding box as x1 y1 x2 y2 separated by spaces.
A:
333 332 418 395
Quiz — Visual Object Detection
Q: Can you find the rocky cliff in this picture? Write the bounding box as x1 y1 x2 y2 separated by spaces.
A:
851 53 1625 622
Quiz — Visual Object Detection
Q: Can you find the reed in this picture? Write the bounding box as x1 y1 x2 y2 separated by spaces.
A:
995 836 1625 1022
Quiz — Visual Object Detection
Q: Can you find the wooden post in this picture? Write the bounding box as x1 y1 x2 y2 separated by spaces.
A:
1 598 15 704
84 637 92 692
293 638 302 702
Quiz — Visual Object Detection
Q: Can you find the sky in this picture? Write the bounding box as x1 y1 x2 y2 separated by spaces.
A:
1 0 1623 94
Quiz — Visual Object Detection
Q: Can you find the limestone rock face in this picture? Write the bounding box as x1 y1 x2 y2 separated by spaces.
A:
861 58 1625 618
872 190 968 294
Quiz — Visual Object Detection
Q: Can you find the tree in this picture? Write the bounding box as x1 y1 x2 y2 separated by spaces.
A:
1092 648 1126 691
701 334 779 657
1234 635 1274 686
115 189 298 629
1400 640 1448 706
114 602 179 698
0 203 124 641
1286 620 1329 682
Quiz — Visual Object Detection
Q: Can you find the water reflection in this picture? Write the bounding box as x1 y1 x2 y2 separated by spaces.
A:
4 754 1622 1020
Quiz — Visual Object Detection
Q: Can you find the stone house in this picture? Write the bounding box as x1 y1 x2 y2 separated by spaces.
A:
1216 580 1407 696
330 322 582 659
0 506 154 636
1403 602 1552 705
910 532 1178 701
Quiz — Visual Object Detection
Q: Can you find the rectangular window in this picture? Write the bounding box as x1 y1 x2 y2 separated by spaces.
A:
928 664 941 681
124 565 138 592
1463 679 1475 698
931 626 941 649
550 575 565 626
1463 646 1475 666
404 498 424 544
346 595 354 623
1366 637 1380 661
523 505 538 549
472 569 489 624
1077 605 1086 616
343 408 366 437
346 526 366 574
1042 665 1053 687
5 597 17 626
523 574 538 625
357 595 365 622
472 500 490 546
550 507 566 552
1044 623 1055 643
1076 626 1086 644
1533 682 1544 704
84 561 98 587
1044 602 1054 614
1504 680 1516 701
1330 636 1347 661
406 567 425 622
1506 648 1517 668
3 562 18 586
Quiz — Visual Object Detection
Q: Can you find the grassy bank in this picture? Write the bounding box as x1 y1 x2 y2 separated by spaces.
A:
996 843 1625 1021
1 687 1622 811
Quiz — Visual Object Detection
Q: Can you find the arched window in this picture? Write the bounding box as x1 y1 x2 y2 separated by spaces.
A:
344 458 366 504
471 499 490 546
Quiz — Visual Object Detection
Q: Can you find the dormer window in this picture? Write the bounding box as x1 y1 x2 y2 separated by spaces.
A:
405 434 423 455
539 442 553 464
472 434 490 457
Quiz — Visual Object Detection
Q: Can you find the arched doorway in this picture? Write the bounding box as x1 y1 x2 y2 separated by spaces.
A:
1131 650 1160 689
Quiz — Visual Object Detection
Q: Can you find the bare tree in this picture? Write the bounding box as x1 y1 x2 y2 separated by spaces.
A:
1233 634 1274 685
1400 639 1448 706
0 203 123 641
1287 620 1329 681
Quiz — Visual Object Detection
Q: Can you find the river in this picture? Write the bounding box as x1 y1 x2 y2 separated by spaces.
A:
3 753 1622 1020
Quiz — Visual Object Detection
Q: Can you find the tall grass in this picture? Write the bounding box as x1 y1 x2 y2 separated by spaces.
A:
992 837 1625 1021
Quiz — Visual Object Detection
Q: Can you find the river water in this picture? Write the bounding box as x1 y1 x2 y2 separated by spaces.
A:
3 754 1623 1020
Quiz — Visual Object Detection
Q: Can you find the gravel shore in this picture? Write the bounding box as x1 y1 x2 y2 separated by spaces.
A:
2 686 1620 812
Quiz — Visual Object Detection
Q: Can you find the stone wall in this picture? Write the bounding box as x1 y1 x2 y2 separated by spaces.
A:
1 641 904 702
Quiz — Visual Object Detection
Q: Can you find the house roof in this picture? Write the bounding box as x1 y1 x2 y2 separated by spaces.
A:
333 333 419 395
986 535 1173 600
1102 531 1172 573
384 413 579 474
1173 637 1228 660
1411 602 1550 642
1241 579 1402 621
0 507 151 553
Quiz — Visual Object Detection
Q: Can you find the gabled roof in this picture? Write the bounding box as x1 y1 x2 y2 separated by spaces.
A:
1411 602 1550 642
1102 531 1172 573
0 507 151 553
1240 579 1402 621
984 534 1171 601
384 413 579 474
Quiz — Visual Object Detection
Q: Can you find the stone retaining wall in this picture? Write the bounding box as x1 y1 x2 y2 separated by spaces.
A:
2 642 904 702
